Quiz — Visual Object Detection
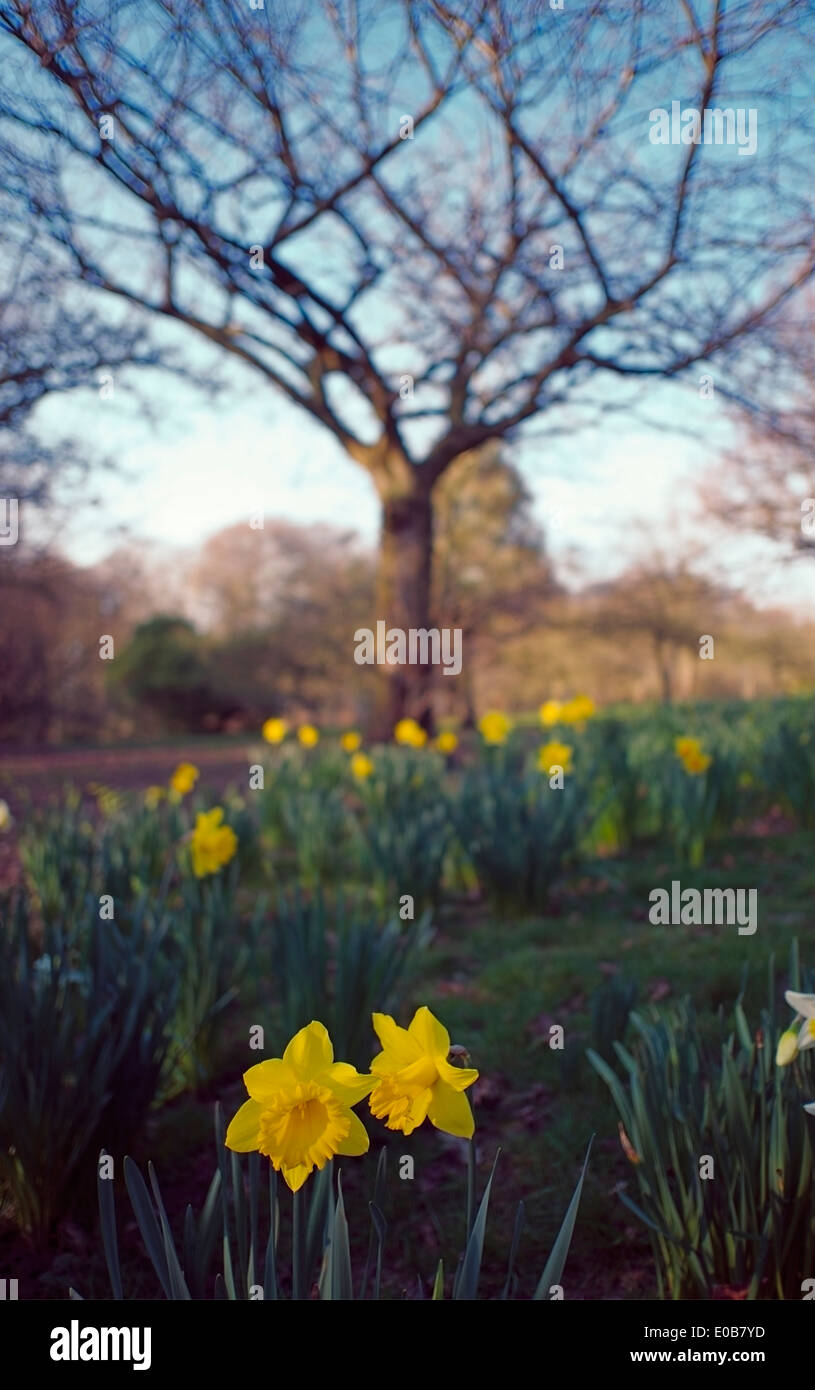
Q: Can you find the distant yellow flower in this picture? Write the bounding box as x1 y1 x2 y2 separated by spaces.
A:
369 1007 478 1138
560 694 595 725
674 737 711 775
262 718 288 744
297 724 320 748
776 1029 799 1067
537 741 573 775
88 782 122 816
190 806 238 878
435 730 458 754
170 762 199 796
341 730 363 752
478 710 512 745
351 752 374 780
394 718 427 748
0 799 11 832
539 700 562 727
144 785 165 809
225 1021 374 1192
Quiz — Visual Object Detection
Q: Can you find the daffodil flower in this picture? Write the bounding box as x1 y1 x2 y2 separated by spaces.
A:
369 1006 478 1138
351 751 374 779
784 991 815 1054
478 710 512 745
776 1028 799 1066
170 762 199 796
225 1021 374 1192
190 806 238 877
394 717 427 748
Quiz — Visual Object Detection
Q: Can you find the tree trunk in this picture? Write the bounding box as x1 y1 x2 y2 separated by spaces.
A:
372 483 435 739
654 635 673 704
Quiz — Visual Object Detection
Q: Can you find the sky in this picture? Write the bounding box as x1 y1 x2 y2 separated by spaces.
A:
33 362 815 615
8 0 815 614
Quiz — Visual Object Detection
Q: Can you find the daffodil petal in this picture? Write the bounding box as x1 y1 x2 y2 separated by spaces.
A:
324 1062 376 1105
805 1102 815 1115
435 1056 479 1092
428 1082 475 1139
243 1058 295 1102
409 1087 433 1131
407 1006 451 1059
786 990 815 1018
224 1098 264 1152
371 1012 422 1065
282 1162 311 1192
798 1021 815 1050
283 1021 334 1079
335 1109 370 1156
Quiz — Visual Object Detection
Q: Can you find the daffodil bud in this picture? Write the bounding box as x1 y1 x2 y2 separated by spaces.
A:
776 1029 799 1067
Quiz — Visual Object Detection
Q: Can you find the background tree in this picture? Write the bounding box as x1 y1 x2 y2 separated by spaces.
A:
433 442 555 724
1 0 814 729
108 615 224 732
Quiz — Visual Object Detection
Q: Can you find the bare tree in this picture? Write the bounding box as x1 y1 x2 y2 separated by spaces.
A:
0 0 813 729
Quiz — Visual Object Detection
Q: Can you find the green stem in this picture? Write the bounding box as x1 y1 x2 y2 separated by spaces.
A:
292 1187 306 1301
466 1136 476 1240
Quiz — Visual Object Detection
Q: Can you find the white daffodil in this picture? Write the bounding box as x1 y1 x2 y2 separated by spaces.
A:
805 1103 815 1116
785 991 815 1053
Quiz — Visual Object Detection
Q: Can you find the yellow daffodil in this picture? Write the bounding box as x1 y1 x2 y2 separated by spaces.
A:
190 806 238 878
225 1021 374 1192
560 694 595 725
537 740 573 775
88 782 122 816
351 751 374 780
170 762 199 796
435 730 458 754
341 730 363 752
784 991 815 1057
394 717 427 748
262 717 288 744
478 710 512 745
776 1028 799 1067
0 799 11 832
368 1006 478 1138
674 737 712 775
297 724 320 748
539 700 562 727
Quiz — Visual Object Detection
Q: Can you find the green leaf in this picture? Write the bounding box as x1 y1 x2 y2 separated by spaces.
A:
123 1156 172 1299
97 1150 123 1301
534 1137 593 1300
454 1149 500 1301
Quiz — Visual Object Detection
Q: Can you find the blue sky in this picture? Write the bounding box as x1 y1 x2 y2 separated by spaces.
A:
32 357 815 614
8 1 815 612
